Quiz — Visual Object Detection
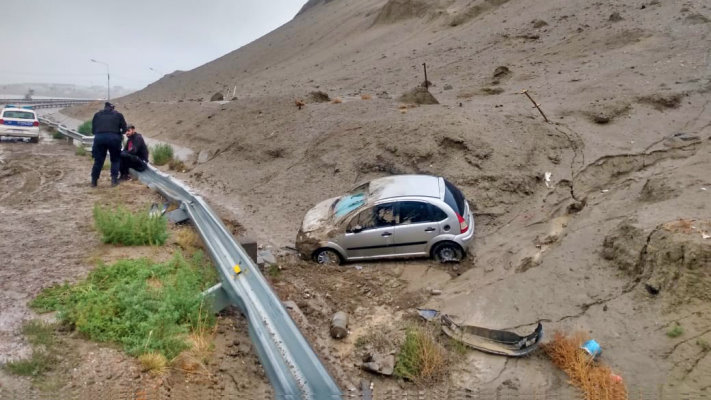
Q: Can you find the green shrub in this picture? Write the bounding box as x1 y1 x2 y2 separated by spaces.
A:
76 146 88 156
394 325 447 384
77 120 93 136
152 143 174 166
93 204 169 246
30 252 217 360
667 323 684 338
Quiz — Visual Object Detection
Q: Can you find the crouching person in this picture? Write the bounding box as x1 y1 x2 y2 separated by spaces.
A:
119 124 149 180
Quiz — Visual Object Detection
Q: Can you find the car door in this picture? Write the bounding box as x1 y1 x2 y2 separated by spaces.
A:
390 201 443 256
338 203 397 259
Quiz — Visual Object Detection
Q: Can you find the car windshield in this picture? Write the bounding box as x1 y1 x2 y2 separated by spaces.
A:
3 111 35 119
333 182 369 218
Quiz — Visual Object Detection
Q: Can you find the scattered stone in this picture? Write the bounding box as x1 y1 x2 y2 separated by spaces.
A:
210 92 224 101
532 19 548 28
258 250 277 266
362 353 395 376
197 149 212 164
609 12 623 22
493 66 511 78
443 84 453 91
430 289 442 295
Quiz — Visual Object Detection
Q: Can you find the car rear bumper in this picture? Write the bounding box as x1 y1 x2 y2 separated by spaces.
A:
0 127 39 138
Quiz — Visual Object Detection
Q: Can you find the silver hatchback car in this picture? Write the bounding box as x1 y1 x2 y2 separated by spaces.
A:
296 175 474 264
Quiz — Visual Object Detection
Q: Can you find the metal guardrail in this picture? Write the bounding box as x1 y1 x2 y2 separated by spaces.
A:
38 117 94 146
0 98 95 106
135 166 342 399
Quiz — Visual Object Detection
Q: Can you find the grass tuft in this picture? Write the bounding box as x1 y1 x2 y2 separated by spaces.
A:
394 325 447 385
139 352 168 374
77 120 93 136
30 252 217 360
168 158 186 172
152 143 174 166
76 146 88 156
93 204 169 246
3 321 59 377
667 323 684 338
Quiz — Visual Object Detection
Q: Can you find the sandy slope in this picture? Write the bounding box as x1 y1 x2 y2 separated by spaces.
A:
63 0 711 395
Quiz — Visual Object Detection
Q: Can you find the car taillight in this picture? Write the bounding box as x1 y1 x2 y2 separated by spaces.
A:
33 121 39 127
0 119 4 125
457 213 468 234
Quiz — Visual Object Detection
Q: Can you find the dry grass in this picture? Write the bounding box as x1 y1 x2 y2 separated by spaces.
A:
168 158 187 172
174 227 203 252
361 93 372 100
139 352 168 375
543 331 627 400
331 97 343 104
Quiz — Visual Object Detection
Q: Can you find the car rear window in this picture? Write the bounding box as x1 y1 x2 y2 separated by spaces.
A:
443 179 466 216
2 111 35 119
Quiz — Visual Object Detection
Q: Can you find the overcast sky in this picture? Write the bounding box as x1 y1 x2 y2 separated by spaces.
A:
0 0 307 90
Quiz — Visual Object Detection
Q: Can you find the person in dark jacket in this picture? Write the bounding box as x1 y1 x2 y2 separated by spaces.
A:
119 124 149 180
91 102 127 186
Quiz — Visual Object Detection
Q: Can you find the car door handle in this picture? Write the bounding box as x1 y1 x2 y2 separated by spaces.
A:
381 232 392 237
424 227 436 232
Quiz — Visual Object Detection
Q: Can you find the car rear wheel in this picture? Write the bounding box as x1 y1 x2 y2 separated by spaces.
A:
313 248 342 266
30 137 39 144
432 242 463 263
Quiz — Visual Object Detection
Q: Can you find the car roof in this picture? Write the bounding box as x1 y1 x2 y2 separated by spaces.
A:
2 107 37 114
367 175 442 201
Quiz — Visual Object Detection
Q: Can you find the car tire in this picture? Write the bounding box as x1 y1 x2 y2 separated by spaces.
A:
30 137 39 144
313 248 342 266
432 242 463 263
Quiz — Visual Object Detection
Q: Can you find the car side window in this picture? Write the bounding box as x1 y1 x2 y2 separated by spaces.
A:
429 204 448 221
398 201 432 225
347 203 396 232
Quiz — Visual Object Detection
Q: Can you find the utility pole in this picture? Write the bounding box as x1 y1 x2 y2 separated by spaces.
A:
90 59 110 100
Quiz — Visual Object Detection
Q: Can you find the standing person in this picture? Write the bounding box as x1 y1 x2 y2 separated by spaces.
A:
91 102 127 186
119 124 149 180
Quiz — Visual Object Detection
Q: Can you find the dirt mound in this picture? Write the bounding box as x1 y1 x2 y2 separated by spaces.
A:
398 87 439 104
603 220 711 305
373 0 432 24
638 176 681 202
309 91 331 102
581 100 631 124
637 93 683 111
448 0 510 27
602 221 646 275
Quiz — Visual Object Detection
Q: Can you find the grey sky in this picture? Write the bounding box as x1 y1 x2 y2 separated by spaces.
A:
0 0 306 90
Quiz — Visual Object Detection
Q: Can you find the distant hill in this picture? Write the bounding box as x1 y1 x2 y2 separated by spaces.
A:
0 82 134 99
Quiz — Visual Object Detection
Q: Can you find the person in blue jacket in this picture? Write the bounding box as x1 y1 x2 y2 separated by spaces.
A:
91 102 126 186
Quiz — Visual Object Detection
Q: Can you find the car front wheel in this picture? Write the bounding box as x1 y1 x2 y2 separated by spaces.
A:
313 248 342 266
432 242 463 263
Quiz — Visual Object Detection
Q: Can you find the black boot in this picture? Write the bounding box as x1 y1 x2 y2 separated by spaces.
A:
91 179 98 187
111 177 119 187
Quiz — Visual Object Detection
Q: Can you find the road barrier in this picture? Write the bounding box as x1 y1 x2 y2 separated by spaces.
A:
39 117 342 398
136 166 342 399
39 117 93 147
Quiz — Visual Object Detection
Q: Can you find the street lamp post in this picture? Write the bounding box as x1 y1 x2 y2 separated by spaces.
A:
90 58 110 101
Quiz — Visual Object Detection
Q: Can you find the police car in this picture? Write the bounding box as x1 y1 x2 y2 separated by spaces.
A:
0 105 40 143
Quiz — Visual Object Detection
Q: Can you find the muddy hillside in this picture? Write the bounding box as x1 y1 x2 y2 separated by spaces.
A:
63 0 710 395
